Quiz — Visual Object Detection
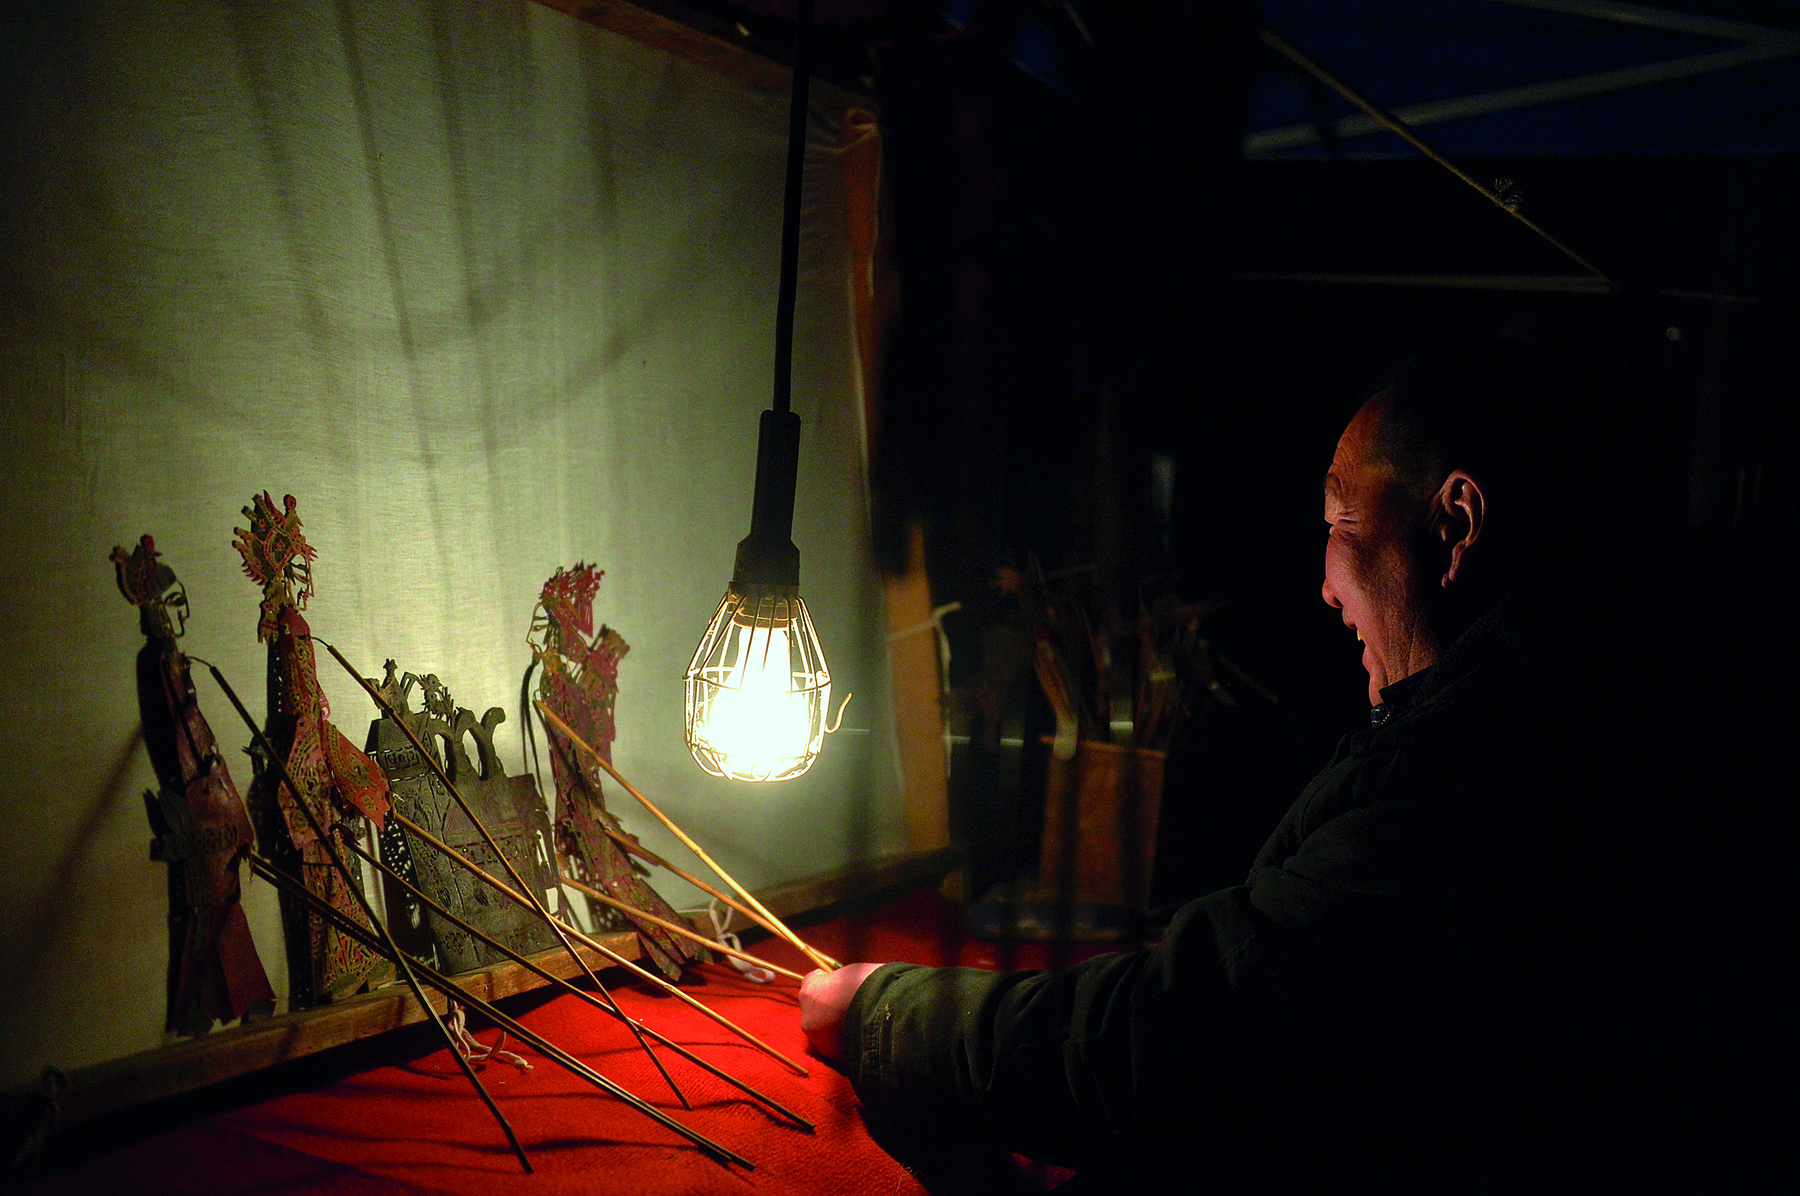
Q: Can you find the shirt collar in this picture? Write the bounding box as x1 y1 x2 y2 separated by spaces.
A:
1370 668 1434 728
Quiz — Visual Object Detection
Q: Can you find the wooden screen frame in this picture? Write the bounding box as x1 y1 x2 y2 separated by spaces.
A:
19 0 953 1131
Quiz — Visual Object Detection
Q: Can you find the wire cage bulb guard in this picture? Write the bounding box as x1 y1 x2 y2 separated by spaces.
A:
684 0 829 782
685 585 831 782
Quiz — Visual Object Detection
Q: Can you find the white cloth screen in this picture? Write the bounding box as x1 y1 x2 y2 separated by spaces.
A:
0 0 903 1082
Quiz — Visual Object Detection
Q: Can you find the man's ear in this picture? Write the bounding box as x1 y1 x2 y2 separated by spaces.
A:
1431 470 1485 587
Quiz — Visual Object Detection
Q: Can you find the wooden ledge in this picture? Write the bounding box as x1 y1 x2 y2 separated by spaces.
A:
31 850 959 1129
750 846 963 927
47 929 641 1127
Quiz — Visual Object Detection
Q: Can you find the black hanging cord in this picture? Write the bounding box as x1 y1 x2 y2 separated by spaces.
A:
770 0 814 417
520 657 542 783
732 0 813 590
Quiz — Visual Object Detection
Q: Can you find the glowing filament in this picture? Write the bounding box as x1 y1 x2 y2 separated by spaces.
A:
685 589 829 782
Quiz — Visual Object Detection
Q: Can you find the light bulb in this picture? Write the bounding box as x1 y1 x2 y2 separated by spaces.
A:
685 586 830 782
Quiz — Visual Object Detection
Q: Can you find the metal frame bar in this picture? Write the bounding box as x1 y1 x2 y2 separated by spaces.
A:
1246 0 1800 155
1256 28 1612 280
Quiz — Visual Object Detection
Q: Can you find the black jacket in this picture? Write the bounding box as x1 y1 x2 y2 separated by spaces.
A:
843 566 1792 1191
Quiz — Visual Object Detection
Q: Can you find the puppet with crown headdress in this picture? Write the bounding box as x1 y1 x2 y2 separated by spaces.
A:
528 564 700 979
235 493 392 1005
113 535 276 1034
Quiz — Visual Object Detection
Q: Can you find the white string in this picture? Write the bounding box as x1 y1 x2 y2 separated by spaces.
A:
707 900 775 984
825 690 854 734
444 1000 533 1072
887 601 961 696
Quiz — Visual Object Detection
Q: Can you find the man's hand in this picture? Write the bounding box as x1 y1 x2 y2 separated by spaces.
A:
798 962 883 1065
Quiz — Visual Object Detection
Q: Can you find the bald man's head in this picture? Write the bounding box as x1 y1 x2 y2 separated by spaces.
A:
1362 338 1621 573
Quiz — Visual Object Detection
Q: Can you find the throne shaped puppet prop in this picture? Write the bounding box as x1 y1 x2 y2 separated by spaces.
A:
365 667 558 974
235 492 394 1006
529 564 702 979
113 536 276 1035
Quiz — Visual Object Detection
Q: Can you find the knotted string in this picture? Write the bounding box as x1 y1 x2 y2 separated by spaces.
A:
707 900 774 984
887 601 962 695
445 1000 533 1072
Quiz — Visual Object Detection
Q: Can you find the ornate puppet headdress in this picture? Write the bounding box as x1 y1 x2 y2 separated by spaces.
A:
111 534 189 641
545 563 604 639
528 563 603 655
233 492 316 643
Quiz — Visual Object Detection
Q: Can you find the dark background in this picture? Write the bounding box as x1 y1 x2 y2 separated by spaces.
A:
715 0 1800 903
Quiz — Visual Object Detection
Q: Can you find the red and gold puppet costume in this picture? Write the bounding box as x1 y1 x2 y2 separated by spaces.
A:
113 535 276 1034
529 564 700 979
235 493 392 1005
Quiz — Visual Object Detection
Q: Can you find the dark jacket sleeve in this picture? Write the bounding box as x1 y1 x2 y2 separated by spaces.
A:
836 720 1512 1172
836 739 1455 1169
840 888 1267 1169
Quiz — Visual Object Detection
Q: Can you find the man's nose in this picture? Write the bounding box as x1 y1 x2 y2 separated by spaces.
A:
1322 577 1341 609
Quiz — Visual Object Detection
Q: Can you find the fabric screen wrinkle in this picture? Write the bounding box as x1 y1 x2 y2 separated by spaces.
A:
0 0 904 1087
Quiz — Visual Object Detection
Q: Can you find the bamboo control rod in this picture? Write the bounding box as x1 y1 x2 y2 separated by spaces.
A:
390 809 810 1076
533 700 838 973
313 637 689 1109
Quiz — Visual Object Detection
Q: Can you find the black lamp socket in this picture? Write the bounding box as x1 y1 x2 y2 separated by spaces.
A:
732 408 802 589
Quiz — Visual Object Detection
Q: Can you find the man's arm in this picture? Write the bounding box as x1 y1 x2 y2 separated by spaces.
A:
790 752 1480 1171
796 886 1293 1171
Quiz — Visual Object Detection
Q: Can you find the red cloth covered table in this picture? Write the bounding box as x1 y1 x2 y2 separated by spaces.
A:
23 890 1116 1195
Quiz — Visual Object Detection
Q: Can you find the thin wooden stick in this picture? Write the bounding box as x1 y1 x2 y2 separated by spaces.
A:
556 873 807 983
245 852 752 1169
196 659 533 1173
604 829 843 970
391 809 810 1076
312 637 688 1110
342 836 813 1131
533 700 837 973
